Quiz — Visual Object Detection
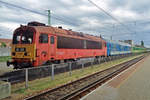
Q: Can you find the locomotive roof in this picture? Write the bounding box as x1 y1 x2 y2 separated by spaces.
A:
29 25 104 42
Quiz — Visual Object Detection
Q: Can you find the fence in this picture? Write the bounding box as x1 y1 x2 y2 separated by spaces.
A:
24 55 129 88
0 53 133 88
23 58 104 88
0 48 10 56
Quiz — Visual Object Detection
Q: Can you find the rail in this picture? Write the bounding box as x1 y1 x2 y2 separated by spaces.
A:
25 54 145 100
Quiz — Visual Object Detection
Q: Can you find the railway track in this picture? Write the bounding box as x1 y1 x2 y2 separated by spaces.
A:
25 54 145 100
0 54 134 84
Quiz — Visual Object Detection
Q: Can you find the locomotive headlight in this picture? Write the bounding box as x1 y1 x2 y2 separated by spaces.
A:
24 52 28 56
15 48 26 52
12 52 16 56
20 48 26 52
15 48 19 52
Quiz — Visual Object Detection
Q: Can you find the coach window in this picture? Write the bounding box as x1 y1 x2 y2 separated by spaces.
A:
39 34 48 43
50 36 54 44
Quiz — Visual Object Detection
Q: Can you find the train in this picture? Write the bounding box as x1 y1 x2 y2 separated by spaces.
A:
7 21 148 69
106 39 131 56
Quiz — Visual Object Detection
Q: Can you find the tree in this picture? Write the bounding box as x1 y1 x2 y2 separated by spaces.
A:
0 42 6 47
141 40 144 47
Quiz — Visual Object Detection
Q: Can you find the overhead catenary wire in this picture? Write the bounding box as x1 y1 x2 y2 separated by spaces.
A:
1 0 150 41
0 0 138 34
87 0 134 33
0 0 79 26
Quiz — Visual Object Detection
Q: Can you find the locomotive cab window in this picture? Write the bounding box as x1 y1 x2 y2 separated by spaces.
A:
39 34 48 43
50 36 54 44
13 34 21 44
13 29 33 44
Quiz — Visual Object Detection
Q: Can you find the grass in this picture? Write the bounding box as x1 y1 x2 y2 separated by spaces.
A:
5 54 143 100
0 56 11 62
0 56 13 76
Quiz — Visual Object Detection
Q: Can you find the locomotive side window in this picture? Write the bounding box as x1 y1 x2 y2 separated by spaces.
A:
57 36 102 49
39 34 48 43
50 36 54 44
104 42 106 47
83 40 86 49
57 36 84 49
86 40 102 49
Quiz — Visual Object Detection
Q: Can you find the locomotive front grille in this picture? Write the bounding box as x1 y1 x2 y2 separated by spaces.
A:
11 44 36 60
15 52 24 58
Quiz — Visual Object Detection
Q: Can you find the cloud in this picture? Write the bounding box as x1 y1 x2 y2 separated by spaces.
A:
0 0 150 46
78 5 98 12
112 8 139 20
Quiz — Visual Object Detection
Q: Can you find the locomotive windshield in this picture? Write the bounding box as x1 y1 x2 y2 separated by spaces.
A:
13 29 34 44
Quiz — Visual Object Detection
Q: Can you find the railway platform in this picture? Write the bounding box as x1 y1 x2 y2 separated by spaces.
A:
81 55 150 100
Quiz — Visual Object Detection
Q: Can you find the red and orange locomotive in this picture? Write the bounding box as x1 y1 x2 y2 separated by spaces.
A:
7 22 107 69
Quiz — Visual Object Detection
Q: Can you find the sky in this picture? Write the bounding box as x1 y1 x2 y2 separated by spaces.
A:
0 0 150 47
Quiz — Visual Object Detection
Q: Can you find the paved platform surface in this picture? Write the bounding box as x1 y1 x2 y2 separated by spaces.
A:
81 55 150 100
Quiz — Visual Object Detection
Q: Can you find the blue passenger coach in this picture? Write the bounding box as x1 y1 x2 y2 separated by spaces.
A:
106 40 131 56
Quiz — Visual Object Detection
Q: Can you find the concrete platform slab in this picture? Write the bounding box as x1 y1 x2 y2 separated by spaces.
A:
81 55 150 100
